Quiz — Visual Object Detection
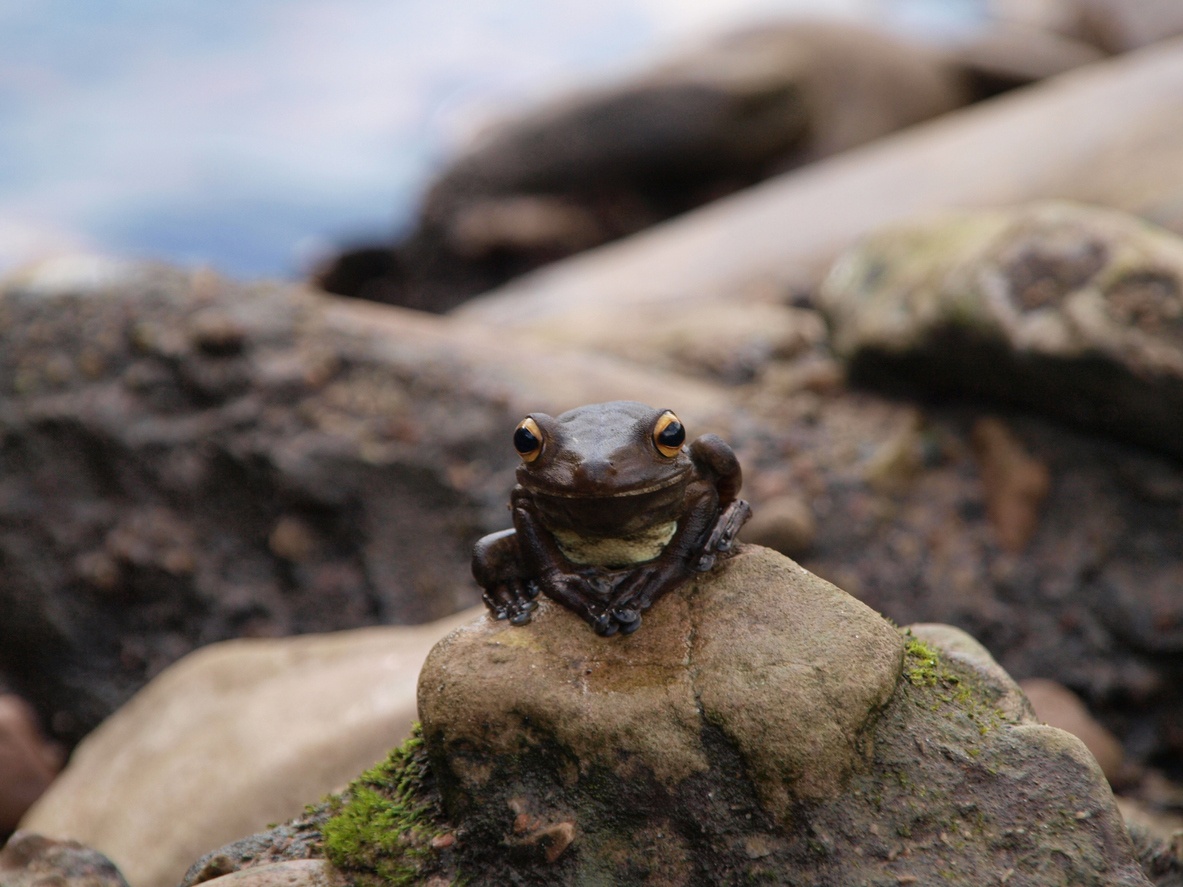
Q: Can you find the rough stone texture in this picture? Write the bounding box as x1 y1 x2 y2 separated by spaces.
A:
183 859 345 887
0 831 129 887
457 38 1183 330
0 258 730 748
0 696 61 837
317 20 967 312
1022 677 1128 784
178 813 331 887
990 0 1183 53
819 201 1183 459
18 610 477 887
182 553 1156 885
406 546 1150 885
420 546 903 826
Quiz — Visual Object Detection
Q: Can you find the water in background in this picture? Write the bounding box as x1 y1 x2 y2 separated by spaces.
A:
0 0 985 278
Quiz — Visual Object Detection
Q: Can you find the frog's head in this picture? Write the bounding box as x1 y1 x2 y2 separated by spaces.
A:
512 401 694 537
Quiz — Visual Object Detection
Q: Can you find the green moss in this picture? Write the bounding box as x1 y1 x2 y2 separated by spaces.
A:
321 725 447 887
903 637 940 687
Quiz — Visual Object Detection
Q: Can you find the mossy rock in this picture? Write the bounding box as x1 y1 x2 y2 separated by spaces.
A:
183 546 1153 885
818 200 1183 459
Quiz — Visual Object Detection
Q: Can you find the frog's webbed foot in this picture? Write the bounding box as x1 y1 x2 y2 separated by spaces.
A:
537 569 627 634
695 498 751 572
482 578 541 625
587 603 643 637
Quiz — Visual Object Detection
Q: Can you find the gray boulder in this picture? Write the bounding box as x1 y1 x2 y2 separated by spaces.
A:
819 201 1183 459
188 546 1153 885
0 832 129 887
317 20 968 311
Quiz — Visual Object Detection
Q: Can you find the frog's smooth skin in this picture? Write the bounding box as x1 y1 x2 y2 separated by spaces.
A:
472 401 751 636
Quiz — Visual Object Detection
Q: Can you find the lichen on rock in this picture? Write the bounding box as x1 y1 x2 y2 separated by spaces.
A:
818 200 1183 459
404 545 1151 885
180 546 1155 885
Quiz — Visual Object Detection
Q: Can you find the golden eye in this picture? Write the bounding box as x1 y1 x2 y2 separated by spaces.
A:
513 417 544 462
653 410 686 458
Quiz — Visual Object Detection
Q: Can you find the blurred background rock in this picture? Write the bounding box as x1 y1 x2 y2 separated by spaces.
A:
5 0 1183 883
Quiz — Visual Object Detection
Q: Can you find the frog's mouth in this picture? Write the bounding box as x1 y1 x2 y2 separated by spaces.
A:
521 467 691 500
529 477 688 539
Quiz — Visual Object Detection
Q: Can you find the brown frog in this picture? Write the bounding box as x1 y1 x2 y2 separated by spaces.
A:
473 401 751 636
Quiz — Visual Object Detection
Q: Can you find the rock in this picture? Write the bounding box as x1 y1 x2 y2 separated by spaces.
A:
1020 677 1128 784
184 860 345 887
420 546 904 825
739 493 816 556
317 20 967 311
19 609 478 887
991 0 1183 53
0 696 61 837
0 259 732 746
971 417 1051 551
409 546 1150 884
0 831 129 887
199 547 1153 885
819 201 1183 459
457 38 1183 330
945 21 1107 98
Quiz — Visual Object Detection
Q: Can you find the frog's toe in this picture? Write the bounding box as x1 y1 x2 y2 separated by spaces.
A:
616 609 642 634
481 591 509 620
509 608 534 626
593 613 619 637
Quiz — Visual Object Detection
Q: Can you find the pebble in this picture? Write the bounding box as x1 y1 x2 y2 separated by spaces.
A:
0 696 62 834
1019 678 1126 785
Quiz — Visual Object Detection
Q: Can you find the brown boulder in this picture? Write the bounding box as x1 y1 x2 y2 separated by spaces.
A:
819 201 1183 459
0 697 60 837
318 20 967 311
0 832 129 887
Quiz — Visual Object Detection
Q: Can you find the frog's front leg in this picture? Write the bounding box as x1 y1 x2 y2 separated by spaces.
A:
607 485 751 632
599 486 721 633
511 491 622 634
472 528 540 625
695 497 752 572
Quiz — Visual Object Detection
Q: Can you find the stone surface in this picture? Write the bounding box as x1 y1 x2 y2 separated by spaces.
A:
0 696 61 837
19 609 478 887
317 19 967 311
991 0 1183 53
407 546 1149 885
819 201 1183 459
0 259 731 747
1021 677 1128 784
185 859 345 887
195 548 1153 885
457 38 1183 329
0 831 129 887
420 545 903 825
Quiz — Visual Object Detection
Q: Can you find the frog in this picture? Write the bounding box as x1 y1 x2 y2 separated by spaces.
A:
472 401 751 636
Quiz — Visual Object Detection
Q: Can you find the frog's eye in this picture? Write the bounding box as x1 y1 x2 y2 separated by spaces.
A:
653 410 686 458
513 417 544 463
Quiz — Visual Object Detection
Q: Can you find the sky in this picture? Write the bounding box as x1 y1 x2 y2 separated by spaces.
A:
0 0 985 278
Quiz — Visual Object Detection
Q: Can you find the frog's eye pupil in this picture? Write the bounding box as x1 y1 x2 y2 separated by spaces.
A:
653 411 685 457
514 418 543 462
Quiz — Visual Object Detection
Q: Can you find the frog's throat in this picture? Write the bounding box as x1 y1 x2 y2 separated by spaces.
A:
551 521 677 568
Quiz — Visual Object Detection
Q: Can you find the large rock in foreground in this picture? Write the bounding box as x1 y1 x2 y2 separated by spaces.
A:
408 546 1147 885
189 546 1152 885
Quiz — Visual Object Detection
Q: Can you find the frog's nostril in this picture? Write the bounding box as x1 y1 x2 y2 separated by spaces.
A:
579 459 615 485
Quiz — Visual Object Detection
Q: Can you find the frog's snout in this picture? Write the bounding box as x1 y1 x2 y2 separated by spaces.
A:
574 458 616 489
